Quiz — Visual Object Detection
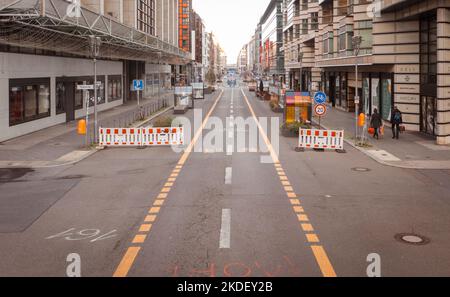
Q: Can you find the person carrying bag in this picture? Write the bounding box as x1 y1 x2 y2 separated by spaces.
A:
370 109 383 140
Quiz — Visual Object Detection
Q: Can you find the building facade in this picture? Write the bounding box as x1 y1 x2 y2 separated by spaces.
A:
0 0 190 142
260 0 285 81
278 0 450 145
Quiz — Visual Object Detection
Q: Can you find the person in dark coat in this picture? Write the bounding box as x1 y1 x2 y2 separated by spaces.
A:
390 106 403 139
259 80 264 93
370 108 382 139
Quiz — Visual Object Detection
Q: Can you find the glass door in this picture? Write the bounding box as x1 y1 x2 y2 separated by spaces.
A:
421 96 437 135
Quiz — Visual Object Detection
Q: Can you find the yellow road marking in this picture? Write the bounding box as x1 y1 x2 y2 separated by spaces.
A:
301 223 314 232
284 186 294 192
149 207 160 214
290 199 301 205
306 234 320 243
113 89 225 277
297 214 309 221
281 181 291 186
311 245 337 277
164 182 173 187
139 224 152 232
293 206 304 213
161 187 171 193
241 88 336 277
113 247 141 277
153 200 164 206
144 215 157 223
132 235 146 244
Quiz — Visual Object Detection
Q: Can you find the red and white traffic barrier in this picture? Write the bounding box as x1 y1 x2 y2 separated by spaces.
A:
99 127 184 147
298 129 344 150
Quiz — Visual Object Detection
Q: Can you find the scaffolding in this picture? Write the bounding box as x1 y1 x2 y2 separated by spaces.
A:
0 0 191 64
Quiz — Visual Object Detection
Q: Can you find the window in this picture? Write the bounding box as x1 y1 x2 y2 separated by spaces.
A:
9 78 50 126
137 0 155 35
108 75 123 102
302 19 308 34
311 13 318 30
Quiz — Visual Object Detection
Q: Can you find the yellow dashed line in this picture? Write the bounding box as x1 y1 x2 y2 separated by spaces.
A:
139 224 152 232
153 200 165 206
306 233 320 243
281 181 291 186
149 207 160 214
301 223 314 232
311 245 337 277
293 206 304 213
161 187 171 193
132 234 147 244
144 215 157 223
113 89 226 277
241 89 336 277
297 214 309 222
113 247 141 277
290 199 301 205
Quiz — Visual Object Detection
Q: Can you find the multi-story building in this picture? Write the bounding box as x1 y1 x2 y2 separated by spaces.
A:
191 10 205 82
254 24 263 76
247 36 256 74
280 0 450 145
178 0 192 52
260 0 285 82
237 45 249 73
0 0 190 142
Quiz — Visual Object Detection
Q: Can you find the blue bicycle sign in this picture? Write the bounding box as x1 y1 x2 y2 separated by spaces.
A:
314 91 327 104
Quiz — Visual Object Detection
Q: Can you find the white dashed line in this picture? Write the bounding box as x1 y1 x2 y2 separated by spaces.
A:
219 209 231 249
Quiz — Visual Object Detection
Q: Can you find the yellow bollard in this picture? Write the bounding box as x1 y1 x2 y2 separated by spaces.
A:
77 119 87 135
358 113 365 127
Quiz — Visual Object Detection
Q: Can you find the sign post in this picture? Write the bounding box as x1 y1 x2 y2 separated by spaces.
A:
314 91 328 129
133 79 144 106
77 84 95 146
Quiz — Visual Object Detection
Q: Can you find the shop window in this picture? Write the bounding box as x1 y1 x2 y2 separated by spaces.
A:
381 78 392 121
9 78 50 126
108 75 123 102
74 82 84 110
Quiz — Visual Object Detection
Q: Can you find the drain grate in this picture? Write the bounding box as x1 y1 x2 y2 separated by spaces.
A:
395 233 430 246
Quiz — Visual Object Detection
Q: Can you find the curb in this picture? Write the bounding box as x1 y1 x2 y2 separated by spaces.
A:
312 120 450 170
0 106 175 169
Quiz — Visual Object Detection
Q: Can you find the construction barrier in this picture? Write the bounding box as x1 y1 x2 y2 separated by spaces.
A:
99 127 184 147
298 129 344 150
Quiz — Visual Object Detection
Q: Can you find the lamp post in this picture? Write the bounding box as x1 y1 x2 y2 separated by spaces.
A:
89 35 101 144
298 52 303 91
352 35 362 144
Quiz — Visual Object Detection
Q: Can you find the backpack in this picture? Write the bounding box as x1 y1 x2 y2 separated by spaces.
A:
394 112 401 122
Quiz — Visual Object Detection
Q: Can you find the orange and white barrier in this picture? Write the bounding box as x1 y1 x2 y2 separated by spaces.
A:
298 129 344 150
99 127 184 147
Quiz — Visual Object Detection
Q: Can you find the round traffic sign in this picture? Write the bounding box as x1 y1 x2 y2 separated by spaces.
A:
314 91 327 104
314 104 327 117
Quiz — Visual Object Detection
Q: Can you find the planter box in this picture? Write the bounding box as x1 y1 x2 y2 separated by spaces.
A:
280 127 299 138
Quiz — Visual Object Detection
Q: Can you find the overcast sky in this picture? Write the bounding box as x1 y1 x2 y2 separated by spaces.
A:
193 0 271 64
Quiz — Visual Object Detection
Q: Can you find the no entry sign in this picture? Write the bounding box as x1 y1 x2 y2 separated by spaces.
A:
314 104 327 117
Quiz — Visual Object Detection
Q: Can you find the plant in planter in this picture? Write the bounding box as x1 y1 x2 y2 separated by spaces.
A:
280 121 311 137
270 100 283 113
153 116 174 127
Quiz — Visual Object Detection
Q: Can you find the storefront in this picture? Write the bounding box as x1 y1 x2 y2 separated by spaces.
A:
1 52 123 142
362 73 393 121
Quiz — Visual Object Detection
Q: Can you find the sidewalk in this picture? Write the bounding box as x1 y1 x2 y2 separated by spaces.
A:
316 107 450 169
0 93 174 169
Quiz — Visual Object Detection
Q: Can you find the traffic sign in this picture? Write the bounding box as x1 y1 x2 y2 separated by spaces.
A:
314 91 327 104
314 104 327 117
133 79 144 91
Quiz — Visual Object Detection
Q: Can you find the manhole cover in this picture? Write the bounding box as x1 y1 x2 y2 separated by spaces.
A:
351 167 371 172
395 233 430 245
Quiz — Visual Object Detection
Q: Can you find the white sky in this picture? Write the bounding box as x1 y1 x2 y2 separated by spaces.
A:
193 0 271 64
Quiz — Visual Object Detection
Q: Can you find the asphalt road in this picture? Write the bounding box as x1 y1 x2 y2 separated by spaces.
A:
0 84 449 277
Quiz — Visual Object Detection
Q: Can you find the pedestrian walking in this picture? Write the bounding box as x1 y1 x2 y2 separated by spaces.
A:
370 108 382 140
391 106 403 139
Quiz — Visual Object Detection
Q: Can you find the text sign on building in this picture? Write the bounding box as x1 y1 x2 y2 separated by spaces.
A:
133 79 144 91
314 91 327 104
77 85 94 90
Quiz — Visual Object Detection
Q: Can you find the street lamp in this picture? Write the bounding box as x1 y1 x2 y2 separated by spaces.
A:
298 52 303 91
352 35 362 144
89 35 101 144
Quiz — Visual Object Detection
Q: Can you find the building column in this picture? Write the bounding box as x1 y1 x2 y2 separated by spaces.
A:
436 8 450 144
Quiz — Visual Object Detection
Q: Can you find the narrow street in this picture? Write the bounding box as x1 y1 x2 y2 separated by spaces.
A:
1 85 449 277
